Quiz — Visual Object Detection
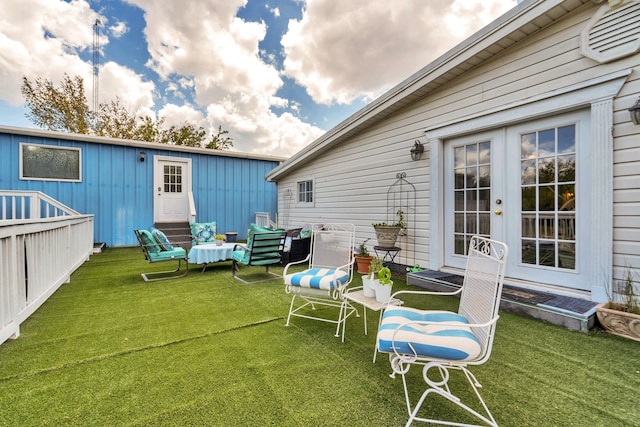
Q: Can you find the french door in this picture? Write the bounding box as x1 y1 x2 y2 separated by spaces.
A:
443 110 591 290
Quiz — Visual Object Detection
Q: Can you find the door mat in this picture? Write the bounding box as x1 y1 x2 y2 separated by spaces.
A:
436 275 556 305
539 296 598 314
502 286 555 305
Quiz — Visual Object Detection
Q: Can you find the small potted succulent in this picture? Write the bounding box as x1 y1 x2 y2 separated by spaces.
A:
375 266 393 303
214 234 226 246
354 238 373 274
363 256 383 298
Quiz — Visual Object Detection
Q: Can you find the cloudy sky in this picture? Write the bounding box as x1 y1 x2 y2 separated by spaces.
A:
0 0 517 156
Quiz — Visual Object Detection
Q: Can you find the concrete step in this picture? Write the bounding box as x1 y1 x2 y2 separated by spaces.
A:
406 269 598 332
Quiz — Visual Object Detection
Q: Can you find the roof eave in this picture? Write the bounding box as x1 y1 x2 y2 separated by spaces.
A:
0 125 288 163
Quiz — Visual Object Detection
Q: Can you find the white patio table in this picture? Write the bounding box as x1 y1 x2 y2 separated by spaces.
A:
188 242 235 272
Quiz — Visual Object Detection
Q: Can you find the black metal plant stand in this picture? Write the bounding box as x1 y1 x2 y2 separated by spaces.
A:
384 172 416 268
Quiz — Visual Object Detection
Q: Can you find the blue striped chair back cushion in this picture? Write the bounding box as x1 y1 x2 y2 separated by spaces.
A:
284 268 349 290
377 307 481 361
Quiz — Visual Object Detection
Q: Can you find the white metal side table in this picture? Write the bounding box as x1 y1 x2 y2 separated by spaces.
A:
345 287 402 362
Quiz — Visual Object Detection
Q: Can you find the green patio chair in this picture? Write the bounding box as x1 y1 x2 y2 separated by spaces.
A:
231 225 286 284
134 229 188 282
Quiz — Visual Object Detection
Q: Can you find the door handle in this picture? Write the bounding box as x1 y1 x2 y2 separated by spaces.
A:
494 209 502 215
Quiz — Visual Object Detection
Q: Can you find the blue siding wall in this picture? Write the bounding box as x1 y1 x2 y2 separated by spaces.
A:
0 131 280 247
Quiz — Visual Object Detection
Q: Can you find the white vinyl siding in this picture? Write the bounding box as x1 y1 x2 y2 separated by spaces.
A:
273 2 640 298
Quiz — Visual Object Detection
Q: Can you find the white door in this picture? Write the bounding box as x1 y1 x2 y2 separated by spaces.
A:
443 110 591 291
154 156 191 223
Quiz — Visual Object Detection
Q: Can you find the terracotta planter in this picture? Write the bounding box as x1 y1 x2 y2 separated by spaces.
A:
596 303 640 342
373 225 401 248
355 255 373 274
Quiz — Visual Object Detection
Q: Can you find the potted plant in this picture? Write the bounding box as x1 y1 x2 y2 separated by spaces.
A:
375 266 393 303
372 209 406 248
354 238 373 274
363 256 383 298
596 266 640 341
214 234 226 246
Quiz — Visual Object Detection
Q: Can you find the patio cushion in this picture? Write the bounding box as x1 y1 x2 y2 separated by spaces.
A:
152 228 174 251
284 267 349 290
139 229 161 254
148 247 187 262
190 221 216 245
377 307 481 361
247 223 276 247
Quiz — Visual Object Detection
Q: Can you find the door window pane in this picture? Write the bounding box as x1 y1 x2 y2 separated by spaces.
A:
521 160 536 185
164 165 183 193
455 191 465 211
452 140 491 255
520 125 576 270
558 155 575 182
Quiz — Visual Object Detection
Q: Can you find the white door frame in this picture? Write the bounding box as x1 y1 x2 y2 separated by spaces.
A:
153 155 193 224
425 70 628 300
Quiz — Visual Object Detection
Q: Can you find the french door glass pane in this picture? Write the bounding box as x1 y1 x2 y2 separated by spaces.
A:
453 140 491 255
519 125 576 269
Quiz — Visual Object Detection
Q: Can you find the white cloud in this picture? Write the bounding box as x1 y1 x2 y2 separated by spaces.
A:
158 103 205 128
0 0 100 105
109 21 128 38
0 0 152 121
128 0 325 154
98 61 156 115
267 5 281 18
282 0 517 105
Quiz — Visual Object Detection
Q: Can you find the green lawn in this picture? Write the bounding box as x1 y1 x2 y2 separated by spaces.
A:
0 247 637 426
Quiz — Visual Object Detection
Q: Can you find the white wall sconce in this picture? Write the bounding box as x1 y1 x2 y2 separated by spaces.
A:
139 151 146 162
410 140 424 161
629 97 640 125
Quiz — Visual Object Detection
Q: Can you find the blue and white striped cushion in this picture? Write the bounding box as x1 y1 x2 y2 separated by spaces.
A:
285 268 348 290
377 307 481 361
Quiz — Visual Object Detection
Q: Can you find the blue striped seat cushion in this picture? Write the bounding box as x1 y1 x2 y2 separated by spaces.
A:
377 307 481 361
284 268 348 290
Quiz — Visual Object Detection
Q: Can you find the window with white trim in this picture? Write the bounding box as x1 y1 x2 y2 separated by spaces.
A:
297 180 313 204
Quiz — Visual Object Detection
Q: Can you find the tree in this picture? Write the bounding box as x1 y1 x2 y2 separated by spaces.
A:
161 123 207 147
206 125 234 150
21 74 92 134
20 74 232 150
95 97 138 140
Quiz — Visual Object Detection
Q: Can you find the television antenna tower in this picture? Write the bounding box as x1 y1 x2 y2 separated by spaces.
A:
92 19 101 116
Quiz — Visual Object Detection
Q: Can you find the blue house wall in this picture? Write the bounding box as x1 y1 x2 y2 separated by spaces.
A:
0 127 283 247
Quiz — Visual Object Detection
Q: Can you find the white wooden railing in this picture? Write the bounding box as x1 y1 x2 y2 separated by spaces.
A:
0 191 93 346
188 191 197 223
255 212 278 229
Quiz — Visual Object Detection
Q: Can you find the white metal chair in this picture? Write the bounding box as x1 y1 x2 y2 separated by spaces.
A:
376 236 508 427
283 223 357 342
